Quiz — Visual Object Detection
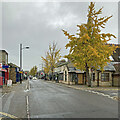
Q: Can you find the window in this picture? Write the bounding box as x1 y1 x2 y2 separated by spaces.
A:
72 73 76 82
101 73 109 82
59 74 63 80
65 71 67 81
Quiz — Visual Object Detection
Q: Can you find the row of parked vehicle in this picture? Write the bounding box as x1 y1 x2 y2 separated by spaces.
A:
29 76 37 80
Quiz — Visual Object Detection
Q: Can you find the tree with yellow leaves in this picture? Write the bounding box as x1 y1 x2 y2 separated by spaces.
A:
62 2 117 87
29 66 37 77
41 42 61 80
41 52 50 75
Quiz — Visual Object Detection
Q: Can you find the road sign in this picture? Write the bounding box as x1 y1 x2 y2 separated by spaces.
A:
19 71 23 73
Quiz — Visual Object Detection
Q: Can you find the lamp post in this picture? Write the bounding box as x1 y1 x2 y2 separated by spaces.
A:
20 43 29 83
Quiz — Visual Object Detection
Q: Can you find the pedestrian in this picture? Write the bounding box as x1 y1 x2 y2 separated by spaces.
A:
20 74 22 84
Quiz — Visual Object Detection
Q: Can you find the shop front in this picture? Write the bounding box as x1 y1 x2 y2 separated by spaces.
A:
0 63 9 86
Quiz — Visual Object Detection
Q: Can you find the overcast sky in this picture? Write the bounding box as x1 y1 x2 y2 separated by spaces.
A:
1 1 119 71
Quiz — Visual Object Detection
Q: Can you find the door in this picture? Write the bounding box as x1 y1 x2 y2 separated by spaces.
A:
78 74 83 84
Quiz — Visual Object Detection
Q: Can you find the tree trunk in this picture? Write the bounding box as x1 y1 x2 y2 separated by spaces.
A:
97 71 99 87
52 71 54 81
85 73 87 85
86 63 91 87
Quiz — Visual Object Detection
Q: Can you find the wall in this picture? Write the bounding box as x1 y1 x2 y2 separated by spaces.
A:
9 68 16 84
113 74 120 87
0 50 8 65
91 71 113 87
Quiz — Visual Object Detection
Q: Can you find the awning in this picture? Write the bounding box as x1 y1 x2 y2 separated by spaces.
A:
2 65 9 69
0 68 7 72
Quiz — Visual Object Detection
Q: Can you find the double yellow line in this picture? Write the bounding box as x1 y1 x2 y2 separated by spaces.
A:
0 112 17 119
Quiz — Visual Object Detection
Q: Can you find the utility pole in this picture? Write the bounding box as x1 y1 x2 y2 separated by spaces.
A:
20 44 22 71
20 44 22 84
19 43 29 84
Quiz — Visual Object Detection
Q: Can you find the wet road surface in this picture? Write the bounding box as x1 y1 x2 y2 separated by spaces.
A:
29 80 118 118
1 79 119 119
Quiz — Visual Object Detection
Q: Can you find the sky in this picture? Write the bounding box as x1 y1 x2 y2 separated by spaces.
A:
1 1 119 71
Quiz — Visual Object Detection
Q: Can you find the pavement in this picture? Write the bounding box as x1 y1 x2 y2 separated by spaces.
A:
1 80 28 95
0 80 29 119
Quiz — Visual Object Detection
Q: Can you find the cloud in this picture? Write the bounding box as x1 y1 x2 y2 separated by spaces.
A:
2 2 118 70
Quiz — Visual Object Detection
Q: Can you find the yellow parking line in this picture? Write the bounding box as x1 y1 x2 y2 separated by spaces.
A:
0 112 17 119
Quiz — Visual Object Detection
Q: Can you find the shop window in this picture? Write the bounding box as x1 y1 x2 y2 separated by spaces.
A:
92 73 95 81
59 74 63 80
101 73 109 82
72 73 76 82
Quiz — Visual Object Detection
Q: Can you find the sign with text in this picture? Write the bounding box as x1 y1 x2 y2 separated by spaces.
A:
7 80 12 87
19 71 23 73
0 63 2 68
2 65 9 69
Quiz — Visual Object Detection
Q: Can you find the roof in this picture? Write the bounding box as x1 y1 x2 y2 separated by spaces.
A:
75 69 85 73
110 44 120 62
8 63 19 68
57 61 68 67
111 62 120 73
57 60 85 73
97 62 116 71
0 50 8 55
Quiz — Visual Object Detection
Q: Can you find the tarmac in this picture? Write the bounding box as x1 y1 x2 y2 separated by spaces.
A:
0 79 120 101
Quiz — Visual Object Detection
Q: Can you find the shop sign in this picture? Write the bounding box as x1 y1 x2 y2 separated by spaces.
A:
7 80 12 86
0 69 7 72
19 71 23 73
0 63 2 68
2 65 9 68
16 67 19 72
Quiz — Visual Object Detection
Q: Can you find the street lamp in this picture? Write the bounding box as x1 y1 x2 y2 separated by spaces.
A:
20 43 29 83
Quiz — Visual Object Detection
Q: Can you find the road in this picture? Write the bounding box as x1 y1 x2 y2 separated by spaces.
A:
1 79 119 119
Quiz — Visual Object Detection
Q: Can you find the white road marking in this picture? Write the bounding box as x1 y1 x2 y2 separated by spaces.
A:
1 93 7 98
26 95 30 120
69 85 118 101
85 89 118 101
111 93 118 95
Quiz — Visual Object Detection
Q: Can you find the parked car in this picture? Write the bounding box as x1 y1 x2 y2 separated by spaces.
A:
29 76 33 80
33 77 37 80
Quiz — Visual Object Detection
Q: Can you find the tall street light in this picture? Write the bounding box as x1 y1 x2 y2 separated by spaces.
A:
20 43 29 83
